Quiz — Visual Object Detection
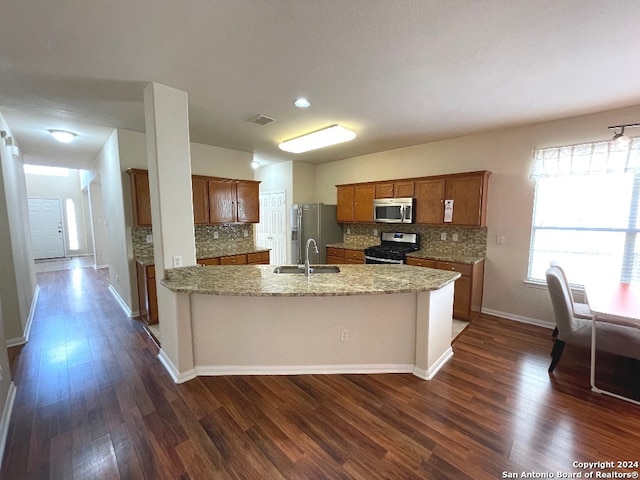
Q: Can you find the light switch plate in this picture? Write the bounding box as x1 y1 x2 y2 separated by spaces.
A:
440 232 447 241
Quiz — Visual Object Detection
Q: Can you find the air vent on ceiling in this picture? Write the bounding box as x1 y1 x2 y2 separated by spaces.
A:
247 114 276 126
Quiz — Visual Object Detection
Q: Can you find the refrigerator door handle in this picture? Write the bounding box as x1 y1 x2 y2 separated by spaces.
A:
296 207 303 264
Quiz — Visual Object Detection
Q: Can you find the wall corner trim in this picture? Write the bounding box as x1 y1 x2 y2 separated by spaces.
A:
158 349 197 384
0 382 17 466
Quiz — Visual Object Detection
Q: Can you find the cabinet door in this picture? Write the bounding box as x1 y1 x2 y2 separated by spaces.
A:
375 183 395 199
128 170 152 227
336 186 355 223
415 178 445 224
192 176 210 224
394 181 415 197
445 173 488 226
236 181 260 223
209 179 237 223
452 275 471 320
353 185 375 222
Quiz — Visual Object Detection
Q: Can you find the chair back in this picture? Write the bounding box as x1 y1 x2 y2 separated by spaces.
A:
546 267 575 338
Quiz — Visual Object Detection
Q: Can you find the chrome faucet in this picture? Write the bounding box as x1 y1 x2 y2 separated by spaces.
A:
305 238 319 276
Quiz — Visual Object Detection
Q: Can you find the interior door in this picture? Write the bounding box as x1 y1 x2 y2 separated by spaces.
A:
257 191 286 265
29 197 65 259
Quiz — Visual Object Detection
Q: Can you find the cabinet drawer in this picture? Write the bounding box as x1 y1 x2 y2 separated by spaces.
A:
406 257 435 268
435 261 472 276
220 254 247 265
247 251 270 264
327 255 345 264
198 257 221 266
326 247 345 258
344 249 364 261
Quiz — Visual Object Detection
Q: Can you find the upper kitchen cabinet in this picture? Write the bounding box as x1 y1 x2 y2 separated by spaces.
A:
375 181 415 199
444 171 491 227
127 169 152 227
336 184 375 223
192 176 210 224
415 177 445 224
209 178 260 224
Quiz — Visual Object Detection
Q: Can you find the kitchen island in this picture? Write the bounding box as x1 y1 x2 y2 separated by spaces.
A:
160 264 460 382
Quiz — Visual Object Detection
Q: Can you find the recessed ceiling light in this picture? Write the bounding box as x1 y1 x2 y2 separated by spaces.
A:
279 124 356 153
49 129 77 143
294 98 310 108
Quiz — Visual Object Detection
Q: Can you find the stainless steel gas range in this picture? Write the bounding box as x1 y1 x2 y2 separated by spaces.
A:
364 232 420 264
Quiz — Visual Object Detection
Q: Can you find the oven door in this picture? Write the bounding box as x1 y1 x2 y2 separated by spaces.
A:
364 255 404 265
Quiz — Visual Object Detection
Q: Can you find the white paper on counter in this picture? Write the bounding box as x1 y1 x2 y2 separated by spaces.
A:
444 199 453 222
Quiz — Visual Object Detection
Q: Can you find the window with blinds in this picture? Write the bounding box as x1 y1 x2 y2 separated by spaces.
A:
528 137 640 285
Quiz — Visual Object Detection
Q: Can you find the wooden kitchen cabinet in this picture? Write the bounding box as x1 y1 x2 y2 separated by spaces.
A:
136 261 158 325
198 251 270 266
405 257 435 268
414 177 445 225
192 175 210 224
406 256 485 321
209 178 260 224
336 184 375 223
344 248 365 264
375 181 415 198
326 247 345 264
444 171 491 227
127 169 153 227
247 251 270 264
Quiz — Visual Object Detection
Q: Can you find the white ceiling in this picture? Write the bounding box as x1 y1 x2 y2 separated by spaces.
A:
1 1 640 170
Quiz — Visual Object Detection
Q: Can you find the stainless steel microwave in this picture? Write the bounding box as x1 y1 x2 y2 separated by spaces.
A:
373 197 415 223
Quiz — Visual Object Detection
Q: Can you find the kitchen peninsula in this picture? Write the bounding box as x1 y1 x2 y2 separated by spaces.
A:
160 264 460 381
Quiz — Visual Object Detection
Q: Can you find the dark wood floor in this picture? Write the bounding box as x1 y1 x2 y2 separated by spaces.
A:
2 267 640 479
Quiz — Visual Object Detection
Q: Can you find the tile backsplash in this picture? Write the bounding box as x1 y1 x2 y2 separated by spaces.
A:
343 223 487 257
132 224 255 260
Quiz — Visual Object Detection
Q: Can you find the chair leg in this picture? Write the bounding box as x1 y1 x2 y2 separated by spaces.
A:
552 327 558 338
548 339 566 373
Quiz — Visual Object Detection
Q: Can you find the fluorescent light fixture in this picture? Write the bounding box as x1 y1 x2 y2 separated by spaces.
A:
279 124 355 153
49 129 77 143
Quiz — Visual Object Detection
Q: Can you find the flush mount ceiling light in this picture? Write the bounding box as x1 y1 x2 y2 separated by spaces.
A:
294 97 310 108
251 160 260 169
608 123 640 147
49 129 77 143
279 124 356 154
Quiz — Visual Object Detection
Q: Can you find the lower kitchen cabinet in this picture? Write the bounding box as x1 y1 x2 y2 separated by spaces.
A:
326 247 365 264
326 247 345 264
136 261 158 325
406 257 485 321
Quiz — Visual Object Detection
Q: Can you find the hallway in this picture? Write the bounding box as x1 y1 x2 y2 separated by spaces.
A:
2 267 640 479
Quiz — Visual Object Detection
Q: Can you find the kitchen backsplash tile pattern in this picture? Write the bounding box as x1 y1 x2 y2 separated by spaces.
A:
343 223 487 257
132 225 255 260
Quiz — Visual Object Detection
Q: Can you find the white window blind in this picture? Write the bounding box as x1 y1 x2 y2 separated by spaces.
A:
529 137 640 285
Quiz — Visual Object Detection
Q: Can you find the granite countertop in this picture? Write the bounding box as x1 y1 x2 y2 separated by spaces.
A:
135 247 270 266
407 250 485 265
325 243 365 250
160 264 460 297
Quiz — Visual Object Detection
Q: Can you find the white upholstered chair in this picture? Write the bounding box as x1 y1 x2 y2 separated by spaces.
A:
549 261 592 319
545 266 640 373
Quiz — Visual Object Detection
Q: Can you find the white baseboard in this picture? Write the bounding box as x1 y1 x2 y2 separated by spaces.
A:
195 363 415 377
5 284 40 348
108 285 132 317
0 382 17 466
93 264 109 270
158 349 197 384
482 308 554 330
413 347 454 380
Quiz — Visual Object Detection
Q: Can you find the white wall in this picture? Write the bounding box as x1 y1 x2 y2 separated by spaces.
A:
96 130 133 312
0 112 37 343
25 170 93 256
315 103 640 326
88 179 109 268
292 161 317 204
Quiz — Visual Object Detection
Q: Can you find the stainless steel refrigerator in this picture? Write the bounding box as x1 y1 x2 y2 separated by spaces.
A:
291 204 343 265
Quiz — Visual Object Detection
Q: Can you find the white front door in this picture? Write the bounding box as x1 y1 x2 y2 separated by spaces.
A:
257 191 287 265
29 197 65 259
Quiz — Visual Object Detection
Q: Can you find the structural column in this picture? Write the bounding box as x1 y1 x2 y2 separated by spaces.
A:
143 82 196 381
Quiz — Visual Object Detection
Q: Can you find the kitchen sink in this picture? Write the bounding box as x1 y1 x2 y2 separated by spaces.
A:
273 265 340 274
